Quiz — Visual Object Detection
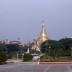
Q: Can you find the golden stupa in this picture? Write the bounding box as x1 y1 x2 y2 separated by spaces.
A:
32 21 49 51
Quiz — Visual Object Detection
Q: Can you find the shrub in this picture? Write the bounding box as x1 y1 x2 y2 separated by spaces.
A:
23 54 33 62
7 54 12 59
0 53 7 63
40 55 46 60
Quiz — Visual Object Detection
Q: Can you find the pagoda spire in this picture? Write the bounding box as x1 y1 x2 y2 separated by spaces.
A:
40 20 47 38
32 21 49 51
42 20 45 33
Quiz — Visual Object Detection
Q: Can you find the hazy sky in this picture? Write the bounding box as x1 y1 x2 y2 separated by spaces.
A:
0 0 72 42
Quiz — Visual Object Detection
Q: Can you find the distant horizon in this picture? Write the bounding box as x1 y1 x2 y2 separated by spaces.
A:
0 0 72 42
0 20 72 42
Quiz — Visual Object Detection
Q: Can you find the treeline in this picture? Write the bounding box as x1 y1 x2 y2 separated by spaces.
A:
0 43 31 63
41 37 72 57
0 37 72 63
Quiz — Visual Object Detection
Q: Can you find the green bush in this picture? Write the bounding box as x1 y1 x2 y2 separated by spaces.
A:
7 54 12 59
0 53 7 63
40 55 46 60
23 54 33 62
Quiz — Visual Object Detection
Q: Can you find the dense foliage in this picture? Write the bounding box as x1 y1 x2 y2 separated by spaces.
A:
23 54 33 61
0 37 72 62
0 44 7 53
41 40 65 57
6 44 20 54
59 38 72 56
41 37 72 58
0 44 7 63
0 53 7 63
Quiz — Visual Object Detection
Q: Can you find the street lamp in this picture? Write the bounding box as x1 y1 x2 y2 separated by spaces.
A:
17 52 18 62
22 53 24 61
49 45 51 56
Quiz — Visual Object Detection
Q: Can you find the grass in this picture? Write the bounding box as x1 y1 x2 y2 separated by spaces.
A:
23 60 39 62
40 56 72 62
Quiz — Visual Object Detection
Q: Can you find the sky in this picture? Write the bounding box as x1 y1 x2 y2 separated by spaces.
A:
0 0 72 42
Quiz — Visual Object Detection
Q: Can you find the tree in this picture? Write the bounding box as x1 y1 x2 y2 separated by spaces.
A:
18 45 25 53
41 40 65 57
30 49 40 54
0 44 7 63
23 54 33 62
0 44 7 53
0 53 7 63
6 44 20 54
59 38 72 56
6 44 20 58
